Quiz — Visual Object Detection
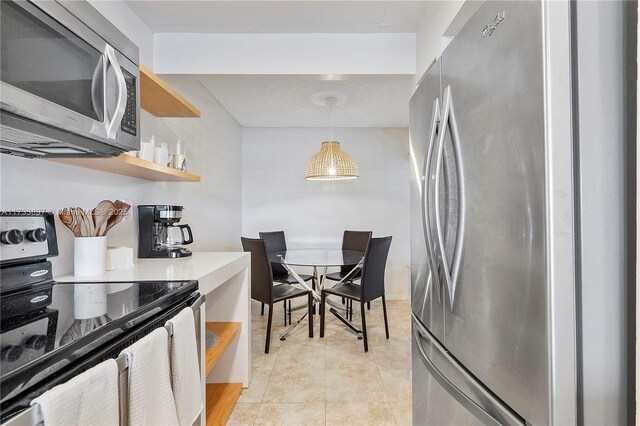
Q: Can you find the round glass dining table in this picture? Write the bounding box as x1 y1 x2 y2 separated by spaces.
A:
268 249 365 339
269 249 364 268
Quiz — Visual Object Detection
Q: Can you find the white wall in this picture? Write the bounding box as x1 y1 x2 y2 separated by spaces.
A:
0 3 243 275
242 127 410 299
88 0 154 68
413 0 477 88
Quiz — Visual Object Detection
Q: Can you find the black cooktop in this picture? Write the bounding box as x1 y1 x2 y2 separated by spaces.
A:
0 279 198 415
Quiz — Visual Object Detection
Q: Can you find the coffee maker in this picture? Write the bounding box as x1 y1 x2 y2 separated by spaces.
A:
138 205 193 258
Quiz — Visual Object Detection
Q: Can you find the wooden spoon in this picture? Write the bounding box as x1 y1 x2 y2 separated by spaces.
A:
59 208 74 232
92 200 115 237
78 208 94 237
67 207 83 237
103 200 131 235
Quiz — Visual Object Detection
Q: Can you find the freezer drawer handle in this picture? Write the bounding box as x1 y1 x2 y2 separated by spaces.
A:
422 97 442 304
412 315 524 426
434 85 466 311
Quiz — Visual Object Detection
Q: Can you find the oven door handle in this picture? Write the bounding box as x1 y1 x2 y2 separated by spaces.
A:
190 294 205 311
104 45 126 140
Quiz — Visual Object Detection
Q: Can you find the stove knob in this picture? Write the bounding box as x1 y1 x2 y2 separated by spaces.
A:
26 228 47 243
1 345 23 362
0 229 24 245
24 335 47 351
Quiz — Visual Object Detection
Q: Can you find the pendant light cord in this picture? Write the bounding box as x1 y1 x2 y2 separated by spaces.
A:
330 102 334 141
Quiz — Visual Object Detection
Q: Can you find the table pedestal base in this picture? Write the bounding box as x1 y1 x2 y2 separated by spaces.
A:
276 258 363 341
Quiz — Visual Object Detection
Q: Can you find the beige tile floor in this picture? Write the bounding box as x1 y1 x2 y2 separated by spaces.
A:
228 297 413 426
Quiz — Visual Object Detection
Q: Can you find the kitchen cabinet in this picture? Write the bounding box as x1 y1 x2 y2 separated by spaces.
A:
56 252 251 425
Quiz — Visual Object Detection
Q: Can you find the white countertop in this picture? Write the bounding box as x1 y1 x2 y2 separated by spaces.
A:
55 252 249 283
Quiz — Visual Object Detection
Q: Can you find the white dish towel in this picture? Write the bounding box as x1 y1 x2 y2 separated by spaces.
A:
166 307 203 425
121 327 179 426
31 358 119 426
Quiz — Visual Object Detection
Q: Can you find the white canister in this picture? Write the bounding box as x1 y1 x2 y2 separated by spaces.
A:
139 141 154 162
74 236 107 277
154 144 169 166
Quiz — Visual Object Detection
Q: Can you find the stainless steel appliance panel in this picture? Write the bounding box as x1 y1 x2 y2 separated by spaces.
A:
409 58 445 343
0 0 139 157
412 325 482 426
439 2 548 424
412 316 524 426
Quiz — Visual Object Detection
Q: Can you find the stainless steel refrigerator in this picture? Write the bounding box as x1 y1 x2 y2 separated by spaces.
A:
409 1 633 425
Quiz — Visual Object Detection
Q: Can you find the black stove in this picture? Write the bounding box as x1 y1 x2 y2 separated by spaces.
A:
0 211 200 422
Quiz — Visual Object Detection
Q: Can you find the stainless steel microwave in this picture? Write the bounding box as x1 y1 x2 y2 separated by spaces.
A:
0 0 140 158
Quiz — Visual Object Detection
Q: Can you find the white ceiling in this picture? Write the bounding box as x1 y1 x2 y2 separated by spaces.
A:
199 77 412 127
125 1 430 34
130 1 420 127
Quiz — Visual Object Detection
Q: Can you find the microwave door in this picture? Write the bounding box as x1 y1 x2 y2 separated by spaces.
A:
91 55 105 131
0 1 111 139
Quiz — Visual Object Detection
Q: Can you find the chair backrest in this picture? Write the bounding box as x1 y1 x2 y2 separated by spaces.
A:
259 231 288 276
341 230 372 274
241 237 274 304
360 236 392 302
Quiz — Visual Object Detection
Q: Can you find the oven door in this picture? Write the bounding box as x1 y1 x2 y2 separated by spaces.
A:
0 0 138 152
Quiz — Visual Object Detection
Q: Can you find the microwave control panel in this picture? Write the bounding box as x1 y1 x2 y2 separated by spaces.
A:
121 69 137 136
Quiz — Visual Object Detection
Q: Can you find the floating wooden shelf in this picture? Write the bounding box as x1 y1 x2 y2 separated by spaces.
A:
140 65 201 117
49 154 201 182
205 383 242 426
205 322 241 376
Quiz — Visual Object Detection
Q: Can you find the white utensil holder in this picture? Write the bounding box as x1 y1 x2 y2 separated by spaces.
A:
74 236 107 277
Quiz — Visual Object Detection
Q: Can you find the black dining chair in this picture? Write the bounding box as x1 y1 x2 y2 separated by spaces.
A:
319 236 392 352
260 231 315 322
325 230 372 316
241 237 313 353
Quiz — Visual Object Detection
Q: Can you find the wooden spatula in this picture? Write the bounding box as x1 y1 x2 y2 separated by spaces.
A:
92 200 115 236
59 208 81 237
102 200 131 235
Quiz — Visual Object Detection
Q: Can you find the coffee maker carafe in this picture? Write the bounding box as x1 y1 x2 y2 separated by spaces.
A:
138 205 193 258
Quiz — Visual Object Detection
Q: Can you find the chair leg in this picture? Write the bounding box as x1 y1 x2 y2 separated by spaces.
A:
360 301 368 352
265 304 273 354
367 301 371 310
308 293 314 338
320 292 326 338
288 300 292 325
349 299 353 322
382 295 389 339
283 301 287 326
261 303 265 316
342 297 345 305
312 278 317 315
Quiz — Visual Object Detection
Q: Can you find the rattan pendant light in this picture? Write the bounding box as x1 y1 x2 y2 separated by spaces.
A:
305 97 358 180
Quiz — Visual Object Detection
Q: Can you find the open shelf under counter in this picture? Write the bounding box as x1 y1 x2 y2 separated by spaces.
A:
205 383 242 426
205 322 241 376
48 154 201 182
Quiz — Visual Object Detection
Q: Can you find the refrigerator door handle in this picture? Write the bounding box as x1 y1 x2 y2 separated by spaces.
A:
412 314 523 426
422 97 442 304
434 85 466 311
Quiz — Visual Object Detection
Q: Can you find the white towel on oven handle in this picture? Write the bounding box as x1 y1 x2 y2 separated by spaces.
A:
121 327 179 426
166 307 203 425
31 358 119 426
